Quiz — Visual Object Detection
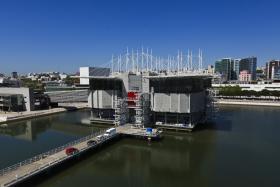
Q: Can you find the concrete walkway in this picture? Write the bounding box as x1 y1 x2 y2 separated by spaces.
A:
216 99 280 107
0 103 88 124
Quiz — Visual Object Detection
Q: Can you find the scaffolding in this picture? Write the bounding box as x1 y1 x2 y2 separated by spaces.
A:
114 97 127 126
206 88 219 120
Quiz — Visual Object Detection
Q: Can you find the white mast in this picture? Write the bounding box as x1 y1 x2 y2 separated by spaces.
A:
177 50 180 73
187 50 190 71
111 54 114 74
141 47 144 72
117 56 120 73
180 51 183 72
146 48 149 71
136 50 139 73
150 49 153 71
132 49 135 73
126 48 129 72
190 50 193 71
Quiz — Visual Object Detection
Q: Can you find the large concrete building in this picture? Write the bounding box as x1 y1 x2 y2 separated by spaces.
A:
87 72 212 130
0 87 34 112
83 49 213 130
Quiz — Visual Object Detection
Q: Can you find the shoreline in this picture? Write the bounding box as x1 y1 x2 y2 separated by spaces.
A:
0 103 89 124
215 99 280 107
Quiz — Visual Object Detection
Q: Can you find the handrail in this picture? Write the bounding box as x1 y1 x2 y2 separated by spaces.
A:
0 129 107 177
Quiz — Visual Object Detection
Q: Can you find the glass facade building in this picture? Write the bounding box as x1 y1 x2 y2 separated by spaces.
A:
239 57 257 80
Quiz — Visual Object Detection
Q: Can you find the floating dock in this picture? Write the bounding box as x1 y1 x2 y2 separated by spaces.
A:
89 117 115 125
156 123 194 132
0 125 162 187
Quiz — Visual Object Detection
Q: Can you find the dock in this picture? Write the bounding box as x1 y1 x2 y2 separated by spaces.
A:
89 117 115 125
156 123 194 132
117 124 162 140
0 125 162 187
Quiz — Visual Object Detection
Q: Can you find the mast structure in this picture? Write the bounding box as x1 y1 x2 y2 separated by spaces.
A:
109 48 204 74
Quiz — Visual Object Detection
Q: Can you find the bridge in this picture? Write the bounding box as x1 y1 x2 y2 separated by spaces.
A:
0 125 162 187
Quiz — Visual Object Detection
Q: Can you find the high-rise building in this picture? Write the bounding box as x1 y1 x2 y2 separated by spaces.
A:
233 59 240 80
214 58 236 82
239 57 257 80
266 60 280 80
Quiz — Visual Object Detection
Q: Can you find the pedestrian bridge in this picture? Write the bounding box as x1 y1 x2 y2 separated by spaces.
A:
0 125 162 187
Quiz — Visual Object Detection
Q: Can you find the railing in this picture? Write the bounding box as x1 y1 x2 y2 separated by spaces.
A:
0 129 108 177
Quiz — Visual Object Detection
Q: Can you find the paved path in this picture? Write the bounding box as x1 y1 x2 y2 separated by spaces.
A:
0 103 88 124
216 99 280 107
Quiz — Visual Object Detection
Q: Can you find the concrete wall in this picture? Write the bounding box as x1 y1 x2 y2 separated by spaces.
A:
0 87 34 111
89 90 116 109
152 93 190 113
46 90 88 103
152 91 205 113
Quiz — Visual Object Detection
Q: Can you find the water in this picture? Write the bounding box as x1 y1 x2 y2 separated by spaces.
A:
1 106 280 187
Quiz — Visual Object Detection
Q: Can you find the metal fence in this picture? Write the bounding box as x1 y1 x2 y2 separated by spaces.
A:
0 129 108 177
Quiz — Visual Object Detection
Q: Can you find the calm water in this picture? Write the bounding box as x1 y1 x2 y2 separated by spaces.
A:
1 106 280 187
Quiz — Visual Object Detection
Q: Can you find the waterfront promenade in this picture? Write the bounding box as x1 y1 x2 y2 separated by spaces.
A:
216 99 280 107
0 125 161 187
0 103 88 124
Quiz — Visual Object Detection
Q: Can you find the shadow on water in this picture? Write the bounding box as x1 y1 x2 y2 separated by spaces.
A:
195 118 232 132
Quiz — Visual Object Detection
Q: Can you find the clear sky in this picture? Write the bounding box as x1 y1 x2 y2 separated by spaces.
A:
0 0 279 74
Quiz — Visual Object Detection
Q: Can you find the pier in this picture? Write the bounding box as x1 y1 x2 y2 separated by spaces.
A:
0 125 162 187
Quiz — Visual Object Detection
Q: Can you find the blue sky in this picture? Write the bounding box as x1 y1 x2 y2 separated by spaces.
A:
0 0 279 74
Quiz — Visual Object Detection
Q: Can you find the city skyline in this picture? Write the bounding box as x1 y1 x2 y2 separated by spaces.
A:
1 0 280 74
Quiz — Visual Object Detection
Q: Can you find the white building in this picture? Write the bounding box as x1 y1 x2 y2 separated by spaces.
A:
212 83 280 92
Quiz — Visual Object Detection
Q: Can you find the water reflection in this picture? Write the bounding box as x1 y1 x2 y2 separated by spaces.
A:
0 120 51 141
0 111 103 141
36 131 216 187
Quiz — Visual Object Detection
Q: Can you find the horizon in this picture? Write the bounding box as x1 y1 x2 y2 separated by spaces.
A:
1 0 280 74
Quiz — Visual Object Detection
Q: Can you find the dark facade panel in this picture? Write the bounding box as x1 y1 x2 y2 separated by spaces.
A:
89 78 123 92
150 77 210 93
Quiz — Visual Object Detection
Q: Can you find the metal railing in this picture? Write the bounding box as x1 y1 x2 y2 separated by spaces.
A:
0 129 109 177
